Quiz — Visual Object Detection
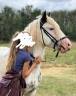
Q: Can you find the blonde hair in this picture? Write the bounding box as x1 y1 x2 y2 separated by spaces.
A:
6 32 20 71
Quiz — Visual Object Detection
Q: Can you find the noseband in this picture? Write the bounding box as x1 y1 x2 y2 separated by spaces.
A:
40 21 67 57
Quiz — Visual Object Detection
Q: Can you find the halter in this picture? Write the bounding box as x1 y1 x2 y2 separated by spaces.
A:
40 21 67 57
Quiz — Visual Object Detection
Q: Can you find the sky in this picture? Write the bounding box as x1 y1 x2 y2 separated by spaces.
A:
0 0 76 11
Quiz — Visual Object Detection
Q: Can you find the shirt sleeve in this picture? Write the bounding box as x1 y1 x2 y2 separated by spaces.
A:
24 53 34 67
24 53 33 62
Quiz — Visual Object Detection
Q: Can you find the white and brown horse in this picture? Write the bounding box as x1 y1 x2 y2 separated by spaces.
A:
22 11 72 94
0 11 72 95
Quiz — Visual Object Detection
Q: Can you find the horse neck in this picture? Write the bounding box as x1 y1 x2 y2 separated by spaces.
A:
24 19 42 42
24 19 45 58
32 44 45 60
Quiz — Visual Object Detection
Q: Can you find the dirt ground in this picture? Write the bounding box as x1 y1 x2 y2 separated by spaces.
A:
41 66 74 76
41 64 76 82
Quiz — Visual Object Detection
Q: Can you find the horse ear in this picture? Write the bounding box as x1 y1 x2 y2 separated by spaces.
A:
48 12 51 16
41 11 47 24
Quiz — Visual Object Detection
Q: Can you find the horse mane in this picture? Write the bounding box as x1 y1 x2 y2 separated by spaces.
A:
24 15 60 42
24 18 41 41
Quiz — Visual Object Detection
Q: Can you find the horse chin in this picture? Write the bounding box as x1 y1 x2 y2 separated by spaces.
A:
59 47 71 53
60 50 67 53
57 37 72 54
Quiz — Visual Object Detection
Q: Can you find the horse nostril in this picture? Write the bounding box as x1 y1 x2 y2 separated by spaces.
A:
68 43 72 49
68 43 72 48
68 43 70 46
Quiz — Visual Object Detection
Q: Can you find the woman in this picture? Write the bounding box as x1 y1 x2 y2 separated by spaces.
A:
0 32 41 96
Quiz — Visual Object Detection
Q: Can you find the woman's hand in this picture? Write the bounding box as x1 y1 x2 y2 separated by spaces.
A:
34 56 41 64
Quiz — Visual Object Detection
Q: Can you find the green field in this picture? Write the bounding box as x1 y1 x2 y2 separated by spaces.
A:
37 42 76 96
37 67 76 96
44 42 76 65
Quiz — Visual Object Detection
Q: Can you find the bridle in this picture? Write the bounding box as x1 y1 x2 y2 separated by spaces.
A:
40 21 67 57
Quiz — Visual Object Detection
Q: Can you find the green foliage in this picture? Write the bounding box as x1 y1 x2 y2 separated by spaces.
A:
0 6 41 41
0 6 76 41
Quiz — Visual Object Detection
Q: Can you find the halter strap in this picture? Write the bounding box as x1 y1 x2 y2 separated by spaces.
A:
40 21 67 57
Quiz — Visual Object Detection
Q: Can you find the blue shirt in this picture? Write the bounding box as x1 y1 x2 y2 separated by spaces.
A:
12 49 34 72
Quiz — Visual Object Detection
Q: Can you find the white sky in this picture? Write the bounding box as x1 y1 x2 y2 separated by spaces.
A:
0 0 76 11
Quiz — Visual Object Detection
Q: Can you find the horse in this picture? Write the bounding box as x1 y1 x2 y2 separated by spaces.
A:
22 11 72 95
0 11 72 95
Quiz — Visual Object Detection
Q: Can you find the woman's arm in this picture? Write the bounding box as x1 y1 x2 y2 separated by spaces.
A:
22 56 41 78
22 61 36 78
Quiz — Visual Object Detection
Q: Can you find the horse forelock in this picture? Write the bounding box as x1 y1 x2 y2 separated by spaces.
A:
47 16 60 29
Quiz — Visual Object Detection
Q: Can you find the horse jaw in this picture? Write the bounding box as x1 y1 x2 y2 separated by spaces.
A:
32 44 45 60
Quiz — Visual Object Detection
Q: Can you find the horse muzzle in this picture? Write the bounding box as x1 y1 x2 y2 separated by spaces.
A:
58 38 72 53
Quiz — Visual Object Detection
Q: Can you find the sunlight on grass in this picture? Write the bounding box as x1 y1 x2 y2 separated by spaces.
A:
37 67 76 96
37 75 76 96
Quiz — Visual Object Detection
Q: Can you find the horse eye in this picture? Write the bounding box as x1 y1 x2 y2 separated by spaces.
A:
49 28 54 30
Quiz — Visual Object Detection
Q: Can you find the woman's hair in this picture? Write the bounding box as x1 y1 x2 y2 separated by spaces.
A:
6 32 20 71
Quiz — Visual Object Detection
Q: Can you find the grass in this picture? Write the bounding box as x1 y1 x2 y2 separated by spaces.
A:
44 46 76 65
37 76 76 96
0 42 10 47
37 67 76 96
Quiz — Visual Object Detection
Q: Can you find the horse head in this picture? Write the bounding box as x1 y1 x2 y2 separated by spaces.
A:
24 11 72 57
40 11 72 53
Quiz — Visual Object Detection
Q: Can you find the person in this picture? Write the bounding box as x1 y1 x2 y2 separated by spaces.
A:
0 32 41 96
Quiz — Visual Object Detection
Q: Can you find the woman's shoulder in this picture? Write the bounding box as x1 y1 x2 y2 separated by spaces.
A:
18 49 30 57
17 49 32 61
